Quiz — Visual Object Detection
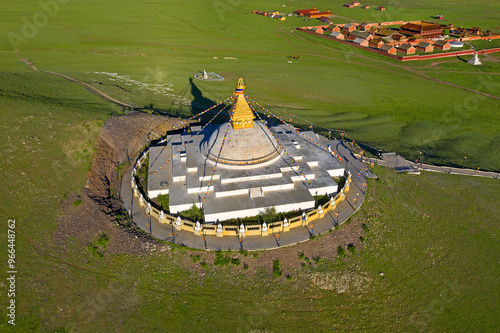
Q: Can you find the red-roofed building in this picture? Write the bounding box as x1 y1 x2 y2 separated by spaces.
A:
309 10 333 18
399 21 443 39
295 7 332 18
344 2 360 8
295 8 319 16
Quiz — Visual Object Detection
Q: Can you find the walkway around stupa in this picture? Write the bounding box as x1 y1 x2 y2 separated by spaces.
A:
120 139 377 251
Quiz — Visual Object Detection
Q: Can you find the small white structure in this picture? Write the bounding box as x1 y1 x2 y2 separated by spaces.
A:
449 41 464 48
468 53 482 65
216 223 224 237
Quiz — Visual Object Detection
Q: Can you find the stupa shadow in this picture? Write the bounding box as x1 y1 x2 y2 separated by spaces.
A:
189 77 216 115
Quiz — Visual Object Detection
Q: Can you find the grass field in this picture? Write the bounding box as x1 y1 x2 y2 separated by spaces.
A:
1 0 499 170
0 1 499 331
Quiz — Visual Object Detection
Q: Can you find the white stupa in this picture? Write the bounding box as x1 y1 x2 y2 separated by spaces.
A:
468 52 481 65
148 79 344 223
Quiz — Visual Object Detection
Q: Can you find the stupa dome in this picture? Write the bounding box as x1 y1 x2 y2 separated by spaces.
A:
203 121 281 166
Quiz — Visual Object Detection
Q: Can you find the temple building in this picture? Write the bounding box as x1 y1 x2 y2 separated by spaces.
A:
147 79 344 223
399 21 443 39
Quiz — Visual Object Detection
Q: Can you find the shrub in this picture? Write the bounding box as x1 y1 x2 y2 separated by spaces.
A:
231 258 241 266
273 260 283 277
157 194 169 212
180 204 203 222
73 199 82 207
335 224 340 230
214 251 230 266
136 157 149 189
347 244 356 255
298 251 305 260
87 244 104 258
313 256 321 264
243 263 249 270
337 246 346 258
96 234 110 248
191 255 201 263
360 236 364 242
314 194 329 206
362 223 370 232
116 161 130 179
200 262 208 269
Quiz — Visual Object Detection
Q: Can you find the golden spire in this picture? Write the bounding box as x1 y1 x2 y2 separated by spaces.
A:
231 78 255 129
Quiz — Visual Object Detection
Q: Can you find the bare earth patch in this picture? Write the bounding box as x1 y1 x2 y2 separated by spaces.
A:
54 112 182 255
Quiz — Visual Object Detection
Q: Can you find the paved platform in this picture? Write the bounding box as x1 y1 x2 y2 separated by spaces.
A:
120 138 376 251
148 122 344 222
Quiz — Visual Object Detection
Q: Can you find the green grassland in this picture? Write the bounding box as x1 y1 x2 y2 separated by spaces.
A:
0 0 499 170
0 0 499 331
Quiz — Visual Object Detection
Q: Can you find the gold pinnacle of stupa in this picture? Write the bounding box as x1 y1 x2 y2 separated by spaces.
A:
231 78 255 129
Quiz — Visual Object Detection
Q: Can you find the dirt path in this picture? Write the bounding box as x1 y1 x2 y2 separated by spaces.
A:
41 70 137 109
20 54 138 108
